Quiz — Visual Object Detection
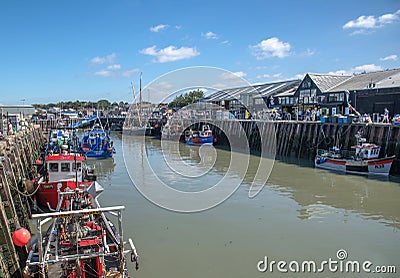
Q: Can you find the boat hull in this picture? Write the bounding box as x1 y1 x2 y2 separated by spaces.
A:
185 136 215 146
36 181 96 210
83 149 114 159
315 156 395 176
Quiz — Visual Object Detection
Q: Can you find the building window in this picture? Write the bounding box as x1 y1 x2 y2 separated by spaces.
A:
329 94 338 102
329 93 344 102
254 98 264 105
318 95 327 103
311 89 317 98
302 81 311 88
241 95 250 106
299 89 311 98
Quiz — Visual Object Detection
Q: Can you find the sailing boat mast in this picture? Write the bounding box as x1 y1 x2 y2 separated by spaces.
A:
139 72 143 126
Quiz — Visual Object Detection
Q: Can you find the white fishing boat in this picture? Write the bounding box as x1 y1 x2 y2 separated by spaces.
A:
315 133 395 176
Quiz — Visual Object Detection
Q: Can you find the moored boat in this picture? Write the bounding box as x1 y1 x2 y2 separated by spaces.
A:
24 188 139 277
315 133 395 176
81 124 115 159
34 152 100 210
185 125 216 146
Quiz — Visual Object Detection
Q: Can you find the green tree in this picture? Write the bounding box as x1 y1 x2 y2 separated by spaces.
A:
168 89 204 108
97 99 111 110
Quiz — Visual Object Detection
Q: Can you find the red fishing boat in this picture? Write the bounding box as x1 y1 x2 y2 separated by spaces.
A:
34 152 100 210
24 188 139 278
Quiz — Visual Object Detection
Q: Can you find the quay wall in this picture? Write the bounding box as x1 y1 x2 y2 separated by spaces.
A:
193 120 400 175
0 126 46 277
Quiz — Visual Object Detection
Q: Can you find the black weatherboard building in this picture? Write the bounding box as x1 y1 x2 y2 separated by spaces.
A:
203 68 400 120
326 68 400 118
292 73 351 116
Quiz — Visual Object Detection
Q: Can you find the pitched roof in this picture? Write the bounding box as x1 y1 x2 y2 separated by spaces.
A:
307 73 351 92
205 80 300 101
327 68 400 92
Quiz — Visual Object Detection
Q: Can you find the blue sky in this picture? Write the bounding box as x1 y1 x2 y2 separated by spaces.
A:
0 0 399 104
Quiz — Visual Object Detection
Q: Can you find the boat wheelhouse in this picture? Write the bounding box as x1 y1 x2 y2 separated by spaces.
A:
35 153 99 210
81 124 115 158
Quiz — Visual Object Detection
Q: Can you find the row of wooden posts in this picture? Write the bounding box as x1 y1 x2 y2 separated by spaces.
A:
193 120 400 175
0 126 45 277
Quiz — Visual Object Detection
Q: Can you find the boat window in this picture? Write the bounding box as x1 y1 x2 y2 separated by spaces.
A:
72 162 82 171
49 163 59 172
61 162 70 172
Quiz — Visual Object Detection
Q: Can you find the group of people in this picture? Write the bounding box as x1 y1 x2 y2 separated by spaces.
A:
2 119 30 136
361 108 392 124
298 108 320 121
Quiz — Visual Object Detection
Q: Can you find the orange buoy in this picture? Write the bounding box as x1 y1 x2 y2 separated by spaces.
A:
12 227 31 246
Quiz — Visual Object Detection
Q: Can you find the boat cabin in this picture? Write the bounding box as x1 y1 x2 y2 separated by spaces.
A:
200 125 212 137
353 143 381 160
200 130 212 137
46 155 84 182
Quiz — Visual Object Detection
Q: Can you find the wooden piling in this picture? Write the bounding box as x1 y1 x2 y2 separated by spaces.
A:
0 125 46 277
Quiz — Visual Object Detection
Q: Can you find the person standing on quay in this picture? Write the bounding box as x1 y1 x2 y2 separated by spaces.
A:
382 107 390 123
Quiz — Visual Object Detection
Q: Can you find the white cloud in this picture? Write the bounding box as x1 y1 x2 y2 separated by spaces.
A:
220 71 247 80
90 53 116 64
107 64 121 70
380 54 398 61
343 9 400 31
221 40 230 45
255 66 267 70
150 24 169 32
327 70 350 76
328 64 383 76
250 37 291 59
94 70 112 77
304 48 315 57
290 73 306 80
352 64 383 73
140 45 200 63
256 73 282 79
343 15 377 29
122 69 140 78
202 31 218 39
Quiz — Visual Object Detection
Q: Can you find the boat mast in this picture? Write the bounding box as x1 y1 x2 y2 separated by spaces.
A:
139 72 143 126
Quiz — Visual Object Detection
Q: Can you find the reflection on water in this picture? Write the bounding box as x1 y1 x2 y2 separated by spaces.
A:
96 134 400 278
267 159 400 230
86 157 116 179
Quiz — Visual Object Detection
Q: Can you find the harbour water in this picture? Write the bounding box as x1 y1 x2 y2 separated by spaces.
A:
93 132 400 277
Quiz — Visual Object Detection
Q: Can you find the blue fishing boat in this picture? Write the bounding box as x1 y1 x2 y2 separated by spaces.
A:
185 125 216 146
81 124 115 158
47 126 80 154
